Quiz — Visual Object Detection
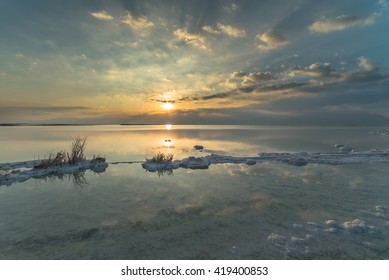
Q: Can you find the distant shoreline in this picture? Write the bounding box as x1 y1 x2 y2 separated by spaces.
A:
0 123 97 126
1 123 389 127
0 123 159 126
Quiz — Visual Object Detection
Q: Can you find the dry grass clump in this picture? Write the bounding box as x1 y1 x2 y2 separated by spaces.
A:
91 154 106 163
34 151 67 169
67 137 87 164
34 137 88 169
146 152 174 164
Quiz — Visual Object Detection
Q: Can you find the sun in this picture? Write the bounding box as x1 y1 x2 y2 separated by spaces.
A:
162 102 174 110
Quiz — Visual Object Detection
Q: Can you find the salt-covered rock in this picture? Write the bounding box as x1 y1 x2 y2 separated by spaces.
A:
141 161 180 172
0 159 108 186
180 156 210 169
245 159 256 165
267 233 288 246
343 219 377 234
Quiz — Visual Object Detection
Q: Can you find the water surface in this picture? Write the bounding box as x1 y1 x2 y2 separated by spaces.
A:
1 125 389 259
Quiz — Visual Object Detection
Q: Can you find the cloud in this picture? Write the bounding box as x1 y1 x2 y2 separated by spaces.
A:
232 71 277 85
174 55 388 110
378 0 389 10
344 68 385 83
173 28 208 50
256 29 288 51
178 81 307 103
122 12 154 31
232 71 247 78
150 98 176 104
203 23 246 38
358 56 376 71
343 57 385 82
202 25 219 34
0 106 95 123
289 63 340 78
223 3 239 14
309 13 379 33
90 10 114 21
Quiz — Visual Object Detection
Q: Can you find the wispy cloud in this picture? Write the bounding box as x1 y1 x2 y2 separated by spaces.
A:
288 63 340 78
256 29 288 51
177 81 307 104
223 3 239 14
122 12 154 31
203 23 246 38
344 58 385 82
378 0 389 10
232 71 277 85
358 56 376 71
309 13 379 33
90 10 114 21
173 28 208 50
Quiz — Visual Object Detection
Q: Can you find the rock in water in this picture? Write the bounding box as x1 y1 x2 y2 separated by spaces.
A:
193 145 204 150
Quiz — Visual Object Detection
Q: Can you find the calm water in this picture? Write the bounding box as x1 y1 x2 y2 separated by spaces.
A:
0 125 389 259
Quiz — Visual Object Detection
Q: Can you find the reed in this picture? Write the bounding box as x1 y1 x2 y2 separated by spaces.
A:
67 137 87 164
146 152 174 164
34 137 89 169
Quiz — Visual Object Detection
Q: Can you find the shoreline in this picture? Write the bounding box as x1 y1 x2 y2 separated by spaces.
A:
2 150 389 186
0 159 108 187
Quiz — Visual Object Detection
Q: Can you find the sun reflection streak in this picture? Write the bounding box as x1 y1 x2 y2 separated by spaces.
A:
163 138 173 148
165 124 172 130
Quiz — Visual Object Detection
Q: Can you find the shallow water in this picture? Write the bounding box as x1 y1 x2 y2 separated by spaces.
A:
0 125 389 259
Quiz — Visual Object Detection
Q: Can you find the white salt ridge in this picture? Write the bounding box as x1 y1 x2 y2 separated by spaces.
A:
342 219 378 234
141 150 389 172
141 156 211 172
369 130 389 136
0 159 108 186
321 219 378 235
375 206 389 219
269 217 379 257
268 233 312 256
3 149 389 183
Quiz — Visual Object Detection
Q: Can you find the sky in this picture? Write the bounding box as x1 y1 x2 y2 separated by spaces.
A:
0 0 389 125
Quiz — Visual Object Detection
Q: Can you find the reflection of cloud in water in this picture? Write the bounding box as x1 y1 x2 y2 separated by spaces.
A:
214 162 368 187
349 176 365 188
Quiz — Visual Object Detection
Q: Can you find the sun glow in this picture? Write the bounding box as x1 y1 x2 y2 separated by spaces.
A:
165 124 172 130
162 102 174 110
